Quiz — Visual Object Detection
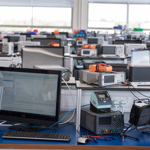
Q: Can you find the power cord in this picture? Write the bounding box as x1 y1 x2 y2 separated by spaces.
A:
62 70 72 75
127 84 140 100
127 81 150 98
21 108 76 129
20 104 90 130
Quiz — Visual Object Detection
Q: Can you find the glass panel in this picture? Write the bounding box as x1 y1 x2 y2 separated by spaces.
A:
0 7 32 25
33 7 72 26
88 3 127 28
129 4 150 29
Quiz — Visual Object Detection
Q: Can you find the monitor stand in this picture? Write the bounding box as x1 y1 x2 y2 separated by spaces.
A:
9 124 43 132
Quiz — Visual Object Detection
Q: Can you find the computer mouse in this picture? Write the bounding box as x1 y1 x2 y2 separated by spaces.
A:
77 137 89 144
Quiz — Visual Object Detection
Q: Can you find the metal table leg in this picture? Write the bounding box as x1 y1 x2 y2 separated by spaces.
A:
76 89 82 132
70 57 73 77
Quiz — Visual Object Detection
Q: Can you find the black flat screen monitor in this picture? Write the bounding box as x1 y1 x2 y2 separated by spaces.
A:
32 38 61 46
22 46 64 68
0 67 61 127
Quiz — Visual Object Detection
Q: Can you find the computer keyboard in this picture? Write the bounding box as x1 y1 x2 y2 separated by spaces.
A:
3 131 71 142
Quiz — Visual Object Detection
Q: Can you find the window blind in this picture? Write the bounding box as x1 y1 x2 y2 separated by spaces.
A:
88 0 150 4
0 0 73 7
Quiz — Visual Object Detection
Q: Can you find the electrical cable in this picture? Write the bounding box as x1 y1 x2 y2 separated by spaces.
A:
128 81 150 98
127 84 140 100
21 108 76 129
125 127 136 134
0 121 20 127
56 122 74 130
0 121 21 127
123 124 133 135
62 70 72 75
59 104 90 124
0 121 6 126
127 81 150 100
60 78 76 124
21 104 90 130
123 123 131 131
0 123 21 127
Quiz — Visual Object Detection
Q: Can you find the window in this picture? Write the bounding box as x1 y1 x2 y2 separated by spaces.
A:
0 6 72 32
32 7 72 27
88 3 127 28
129 4 150 29
0 27 27 32
0 7 32 25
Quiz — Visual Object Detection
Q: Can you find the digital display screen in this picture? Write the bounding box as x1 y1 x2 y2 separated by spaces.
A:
104 76 114 83
98 94 106 98
83 51 90 54
10 36 20 42
0 71 58 117
78 41 82 44
88 39 98 44
103 46 116 54
99 117 111 125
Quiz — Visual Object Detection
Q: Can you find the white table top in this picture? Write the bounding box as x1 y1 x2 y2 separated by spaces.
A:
62 77 76 85
76 81 150 91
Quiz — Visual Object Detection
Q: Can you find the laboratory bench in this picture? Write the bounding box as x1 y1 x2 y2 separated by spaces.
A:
0 123 149 149
75 81 150 131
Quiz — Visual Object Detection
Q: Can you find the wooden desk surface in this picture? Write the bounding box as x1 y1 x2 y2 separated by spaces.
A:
0 144 149 150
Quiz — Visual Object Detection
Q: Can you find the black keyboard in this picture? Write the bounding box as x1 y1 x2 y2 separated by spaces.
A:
3 131 71 142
